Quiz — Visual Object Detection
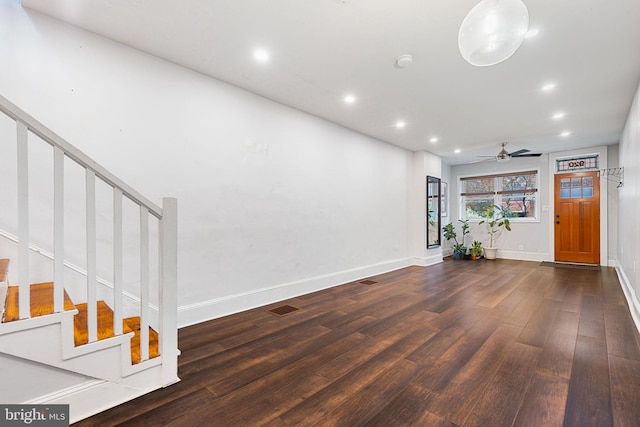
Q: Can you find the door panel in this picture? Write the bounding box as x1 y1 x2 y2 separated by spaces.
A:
554 171 600 264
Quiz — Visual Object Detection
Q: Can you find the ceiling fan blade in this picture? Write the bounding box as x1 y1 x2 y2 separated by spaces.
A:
508 149 530 156
511 153 542 157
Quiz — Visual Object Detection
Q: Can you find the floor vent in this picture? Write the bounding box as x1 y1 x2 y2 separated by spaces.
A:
360 280 378 285
267 304 300 316
540 261 601 270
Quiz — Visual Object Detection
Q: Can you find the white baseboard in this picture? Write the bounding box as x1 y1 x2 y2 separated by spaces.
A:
411 254 444 267
178 257 414 328
616 266 640 336
497 250 549 262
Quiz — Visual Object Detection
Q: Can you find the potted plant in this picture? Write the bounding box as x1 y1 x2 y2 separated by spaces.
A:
459 219 470 259
470 240 483 260
478 204 512 260
443 222 466 259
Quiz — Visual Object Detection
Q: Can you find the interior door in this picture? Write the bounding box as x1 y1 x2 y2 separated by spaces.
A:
554 171 600 264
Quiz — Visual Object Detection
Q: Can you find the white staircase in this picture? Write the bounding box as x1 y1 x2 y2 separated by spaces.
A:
0 95 179 423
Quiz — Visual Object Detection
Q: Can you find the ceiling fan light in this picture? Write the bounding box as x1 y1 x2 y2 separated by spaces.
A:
458 0 530 67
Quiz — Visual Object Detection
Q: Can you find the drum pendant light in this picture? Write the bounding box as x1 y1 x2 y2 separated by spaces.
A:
458 0 529 67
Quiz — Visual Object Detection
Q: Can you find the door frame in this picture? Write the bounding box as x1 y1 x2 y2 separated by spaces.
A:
548 146 609 266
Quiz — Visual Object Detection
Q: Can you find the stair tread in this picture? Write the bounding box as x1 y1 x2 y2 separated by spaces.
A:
2 282 75 322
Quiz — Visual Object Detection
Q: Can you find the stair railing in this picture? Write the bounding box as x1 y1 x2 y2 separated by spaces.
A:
0 95 178 384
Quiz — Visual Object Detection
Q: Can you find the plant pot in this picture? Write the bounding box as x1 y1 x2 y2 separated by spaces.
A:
483 247 498 260
453 247 467 259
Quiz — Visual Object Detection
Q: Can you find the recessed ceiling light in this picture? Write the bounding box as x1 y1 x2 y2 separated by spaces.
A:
454 149 461 154
560 131 571 137
552 112 565 120
430 137 439 143
343 95 356 104
525 29 539 38
395 121 406 129
253 49 270 63
541 83 556 92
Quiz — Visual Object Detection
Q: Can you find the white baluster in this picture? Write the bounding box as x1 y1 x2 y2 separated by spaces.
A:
53 147 65 313
140 206 150 361
17 122 30 319
86 169 97 343
113 188 123 336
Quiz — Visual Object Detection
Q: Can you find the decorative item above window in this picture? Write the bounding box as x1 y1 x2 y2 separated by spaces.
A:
556 155 599 173
458 0 530 67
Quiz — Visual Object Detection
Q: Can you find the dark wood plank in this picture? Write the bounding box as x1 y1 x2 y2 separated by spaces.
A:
462 342 541 426
577 294 606 339
604 303 640 360
415 314 502 393
564 335 613 426
609 355 640 427
422 324 522 425
365 383 439 426
320 358 420 426
514 371 569 427
535 316 578 379
516 299 561 347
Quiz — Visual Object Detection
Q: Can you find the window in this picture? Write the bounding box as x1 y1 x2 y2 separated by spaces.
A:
460 170 538 220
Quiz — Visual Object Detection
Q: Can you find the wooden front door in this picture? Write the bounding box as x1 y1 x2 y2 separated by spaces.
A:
554 171 600 264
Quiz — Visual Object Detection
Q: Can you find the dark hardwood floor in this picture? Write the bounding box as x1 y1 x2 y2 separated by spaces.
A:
75 259 640 426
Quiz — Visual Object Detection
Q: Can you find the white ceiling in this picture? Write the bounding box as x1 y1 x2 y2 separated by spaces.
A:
22 0 640 165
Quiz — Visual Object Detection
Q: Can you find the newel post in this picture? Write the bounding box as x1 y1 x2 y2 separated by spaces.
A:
159 197 179 386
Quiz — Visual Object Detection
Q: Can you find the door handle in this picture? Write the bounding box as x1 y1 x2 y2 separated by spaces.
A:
555 215 560 218
556 221 560 224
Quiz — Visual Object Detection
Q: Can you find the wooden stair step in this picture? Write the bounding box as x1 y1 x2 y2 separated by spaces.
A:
2 282 75 322
74 301 159 365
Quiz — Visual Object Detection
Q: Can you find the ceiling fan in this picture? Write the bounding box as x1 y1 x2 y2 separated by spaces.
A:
472 142 542 163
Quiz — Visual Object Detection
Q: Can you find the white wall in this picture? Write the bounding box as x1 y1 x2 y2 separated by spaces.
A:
618 79 640 330
0 2 430 326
